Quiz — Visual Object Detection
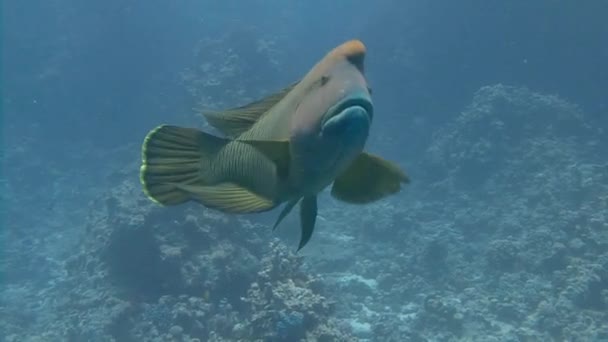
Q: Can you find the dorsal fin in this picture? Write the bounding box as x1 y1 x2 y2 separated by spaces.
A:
202 81 298 138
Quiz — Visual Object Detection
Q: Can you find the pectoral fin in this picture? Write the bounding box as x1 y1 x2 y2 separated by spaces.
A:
298 196 317 251
238 139 291 180
331 152 409 204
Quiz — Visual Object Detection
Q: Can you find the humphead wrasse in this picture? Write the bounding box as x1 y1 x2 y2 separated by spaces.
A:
140 40 409 250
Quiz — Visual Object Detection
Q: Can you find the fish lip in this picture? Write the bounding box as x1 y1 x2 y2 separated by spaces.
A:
322 96 373 127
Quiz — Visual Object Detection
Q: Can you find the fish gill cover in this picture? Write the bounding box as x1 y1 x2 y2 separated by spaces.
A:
2 1 607 341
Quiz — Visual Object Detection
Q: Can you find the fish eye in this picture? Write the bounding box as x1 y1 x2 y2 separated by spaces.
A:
320 75 330 86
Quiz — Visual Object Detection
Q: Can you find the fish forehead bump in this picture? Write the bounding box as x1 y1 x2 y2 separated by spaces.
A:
325 40 366 70
332 40 366 58
288 39 370 134
298 40 367 85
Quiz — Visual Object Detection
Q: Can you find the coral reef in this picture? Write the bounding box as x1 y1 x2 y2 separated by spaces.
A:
179 29 287 118
238 241 350 341
310 84 608 341
3 156 350 341
3 83 606 341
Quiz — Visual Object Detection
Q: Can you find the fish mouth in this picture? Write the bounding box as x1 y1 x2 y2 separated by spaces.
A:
321 95 373 128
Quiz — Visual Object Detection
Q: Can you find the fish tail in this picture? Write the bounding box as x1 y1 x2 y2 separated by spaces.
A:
140 124 277 213
139 124 221 205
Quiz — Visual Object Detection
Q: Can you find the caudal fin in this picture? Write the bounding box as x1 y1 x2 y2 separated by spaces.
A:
139 124 223 205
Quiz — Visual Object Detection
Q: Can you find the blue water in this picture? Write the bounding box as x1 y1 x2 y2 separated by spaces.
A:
3 1 607 341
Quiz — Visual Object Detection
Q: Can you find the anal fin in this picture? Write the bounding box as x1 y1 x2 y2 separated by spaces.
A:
173 182 276 213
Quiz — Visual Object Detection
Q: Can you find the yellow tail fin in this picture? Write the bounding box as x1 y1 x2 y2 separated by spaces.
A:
139 124 223 205
140 124 277 214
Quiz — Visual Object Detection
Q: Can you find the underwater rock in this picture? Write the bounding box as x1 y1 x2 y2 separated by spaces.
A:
6 81 607 341
28 170 346 340
426 84 597 190
64 176 264 301
485 238 522 272
180 29 286 118
314 84 607 341
421 293 464 334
